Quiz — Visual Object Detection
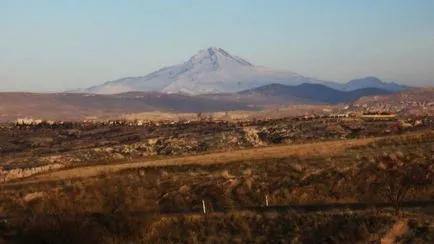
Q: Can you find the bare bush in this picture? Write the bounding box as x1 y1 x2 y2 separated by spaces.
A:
357 153 434 212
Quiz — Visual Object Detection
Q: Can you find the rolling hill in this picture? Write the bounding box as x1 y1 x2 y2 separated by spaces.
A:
240 83 392 104
340 77 409 92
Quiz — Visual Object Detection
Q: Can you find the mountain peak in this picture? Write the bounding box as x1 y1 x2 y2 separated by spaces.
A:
81 47 342 95
199 47 231 56
189 47 254 67
206 46 226 53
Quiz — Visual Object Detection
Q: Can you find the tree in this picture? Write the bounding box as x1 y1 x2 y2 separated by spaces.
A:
358 153 433 213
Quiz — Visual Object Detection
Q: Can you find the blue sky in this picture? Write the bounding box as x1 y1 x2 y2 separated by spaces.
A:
1 0 433 92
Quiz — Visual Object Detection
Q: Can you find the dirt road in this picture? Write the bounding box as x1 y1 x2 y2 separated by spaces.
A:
9 137 377 185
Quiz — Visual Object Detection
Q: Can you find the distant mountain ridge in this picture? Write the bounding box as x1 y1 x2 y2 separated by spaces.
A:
0 85 411 121
340 77 409 92
240 83 392 104
76 47 409 95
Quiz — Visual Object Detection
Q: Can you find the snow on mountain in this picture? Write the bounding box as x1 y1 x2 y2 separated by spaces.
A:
81 47 408 95
83 47 328 95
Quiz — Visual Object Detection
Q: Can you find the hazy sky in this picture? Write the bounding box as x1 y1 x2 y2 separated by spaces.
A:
1 0 433 92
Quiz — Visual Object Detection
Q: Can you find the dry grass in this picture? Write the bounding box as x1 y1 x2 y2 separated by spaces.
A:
1 131 433 243
145 211 395 243
12 137 377 184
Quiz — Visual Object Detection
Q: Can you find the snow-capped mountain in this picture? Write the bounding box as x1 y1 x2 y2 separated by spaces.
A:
82 47 328 95
79 47 409 95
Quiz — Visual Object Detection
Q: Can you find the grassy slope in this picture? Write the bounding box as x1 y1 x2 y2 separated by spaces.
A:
1 131 433 243
11 137 378 184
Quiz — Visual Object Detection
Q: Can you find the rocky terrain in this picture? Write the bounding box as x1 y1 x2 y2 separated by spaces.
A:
1 130 433 243
1 116 433 182
349 88 434 116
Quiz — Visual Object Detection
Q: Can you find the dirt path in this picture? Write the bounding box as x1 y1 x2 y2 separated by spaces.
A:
10 137 376 185
381 219 409 244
